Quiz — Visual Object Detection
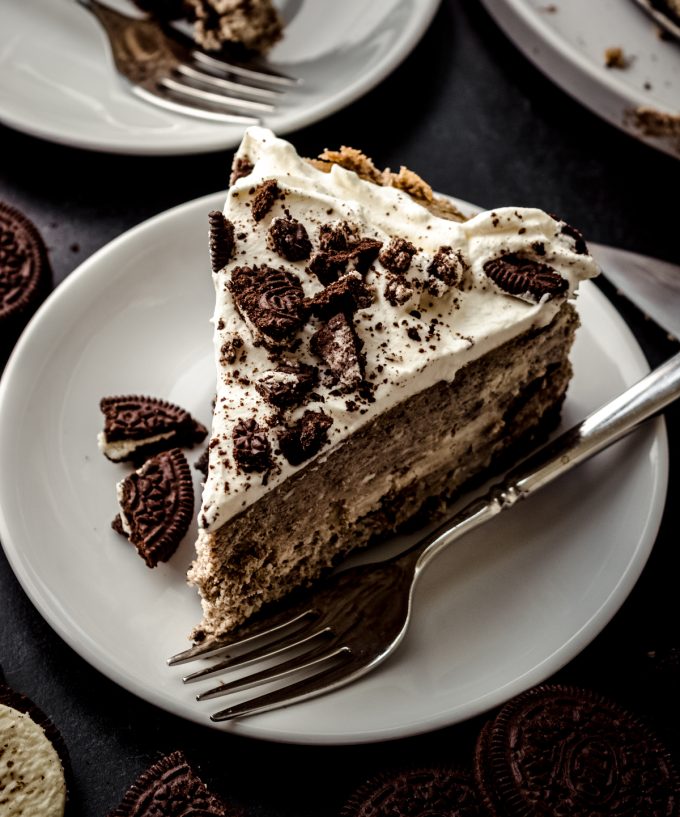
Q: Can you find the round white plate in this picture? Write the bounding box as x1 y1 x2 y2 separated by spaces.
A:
479 0 680 159
0 192 668 745
0 0 439 156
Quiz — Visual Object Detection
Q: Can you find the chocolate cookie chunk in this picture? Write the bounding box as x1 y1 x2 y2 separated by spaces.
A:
277 410 333 465
310 312 364 391
232 417 271 472
0 202 52 348
306 272 374 319
99 395 208 463
113 448 194 567
255 362 317 408
474 684 680 817
0 683 69 817
483 253 568 302
208 210 236 273
379 237 417 274
251 179 281 221
228 265 307 348
108 750 231 816
268 217 312 261
342 767 486 817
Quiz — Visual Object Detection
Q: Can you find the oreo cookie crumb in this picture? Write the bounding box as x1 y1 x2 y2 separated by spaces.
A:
267 217 312 261
278 410 333 465
255 363 317 408
306 272 374 319
310 313 364 391
232 418 271 472
379 237 417 274
251 179 281 222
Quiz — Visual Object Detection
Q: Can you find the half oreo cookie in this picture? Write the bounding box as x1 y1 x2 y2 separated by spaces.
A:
113 448 194 567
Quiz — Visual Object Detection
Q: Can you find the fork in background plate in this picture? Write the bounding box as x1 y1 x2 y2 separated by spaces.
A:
78 0 300 123
170 352 680 722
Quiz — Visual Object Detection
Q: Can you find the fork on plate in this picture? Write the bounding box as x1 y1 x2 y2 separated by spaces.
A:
169 352 680 722
78 0 299 123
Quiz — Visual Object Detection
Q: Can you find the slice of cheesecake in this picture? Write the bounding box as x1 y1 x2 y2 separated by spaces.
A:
188 127 599 641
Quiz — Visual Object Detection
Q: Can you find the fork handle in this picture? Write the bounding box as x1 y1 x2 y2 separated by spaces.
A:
408 351 680 575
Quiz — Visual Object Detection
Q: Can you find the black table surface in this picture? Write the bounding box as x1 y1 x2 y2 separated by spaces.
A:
1 2 679 815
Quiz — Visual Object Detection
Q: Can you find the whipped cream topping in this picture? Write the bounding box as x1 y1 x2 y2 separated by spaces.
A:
199 127 599 532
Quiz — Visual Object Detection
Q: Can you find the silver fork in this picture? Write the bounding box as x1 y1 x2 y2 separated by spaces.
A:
169 352 680 721
632 0 680 40
78 0 299 123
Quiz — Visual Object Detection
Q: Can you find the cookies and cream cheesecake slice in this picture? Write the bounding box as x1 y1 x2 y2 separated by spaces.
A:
188 127 599 641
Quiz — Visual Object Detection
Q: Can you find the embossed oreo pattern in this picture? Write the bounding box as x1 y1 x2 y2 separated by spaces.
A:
474 684 679 817
108 750 230 817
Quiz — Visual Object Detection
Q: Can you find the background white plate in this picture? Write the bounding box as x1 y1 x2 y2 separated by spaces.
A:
0 0 439 156
0 192 668 745
480 0 680 159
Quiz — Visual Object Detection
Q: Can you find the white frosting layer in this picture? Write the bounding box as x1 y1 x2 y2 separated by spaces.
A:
199 127 599 532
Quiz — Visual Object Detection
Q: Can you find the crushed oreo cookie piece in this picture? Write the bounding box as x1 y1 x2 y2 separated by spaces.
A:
108 750 230 817
341 767 485 817
230 156 254 186
99 395 208 463
560 221 588 255
428 246 466 288
348 237 383 273
255 363 317 408
251 179 281 222
219 333 244 366
307 272 374 319
379 237 417 274
113 449 194 568
208 210 235 273
483 253 568 302
384 274 414 306
228 265 306 347
232 418 271 472
319 222 357 253
194 448 209 478
475 684 679 817
278 410 333 466
307 251 348 286
267 217 312 261
310 312 364 391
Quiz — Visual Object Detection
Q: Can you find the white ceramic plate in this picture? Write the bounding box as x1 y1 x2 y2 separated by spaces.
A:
0 0 439 156
0 192 668 745
479 0 680 159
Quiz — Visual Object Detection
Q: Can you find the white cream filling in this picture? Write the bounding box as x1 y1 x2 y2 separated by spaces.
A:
199 127 599 532
97 430 175 461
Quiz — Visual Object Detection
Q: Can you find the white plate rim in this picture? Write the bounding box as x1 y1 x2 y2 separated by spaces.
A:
0 191 669 745
478 0 680 160
0 1 441 156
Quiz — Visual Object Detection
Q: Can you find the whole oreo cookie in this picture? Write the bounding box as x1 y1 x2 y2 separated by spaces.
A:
108 750 233 816
113 448 194 567
0 202 52 350
342 767 486 817
0 682 70 817
474 684 680 817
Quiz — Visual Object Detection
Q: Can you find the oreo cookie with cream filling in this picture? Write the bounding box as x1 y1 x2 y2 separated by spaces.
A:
98 395 207 463
0 681 69 817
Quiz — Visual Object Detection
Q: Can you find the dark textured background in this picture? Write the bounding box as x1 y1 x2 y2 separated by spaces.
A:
1 1 679 814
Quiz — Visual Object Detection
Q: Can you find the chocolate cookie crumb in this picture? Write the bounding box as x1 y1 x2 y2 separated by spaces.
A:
230 156 254 186
384 274 414 306
267 217 312 261
307 272 374 319
255 363 317 408
560 222 588 255
208 210 235 273
605 46 629 69
251 179 281 221
310 312 364 391
379 237 417 274
428 246 467 288
278 410 333 465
